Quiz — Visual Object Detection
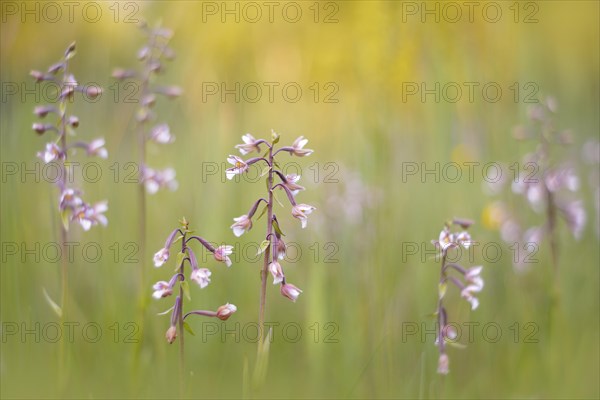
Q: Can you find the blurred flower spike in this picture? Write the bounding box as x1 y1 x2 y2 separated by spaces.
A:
32 41 108 232
431 219 484 375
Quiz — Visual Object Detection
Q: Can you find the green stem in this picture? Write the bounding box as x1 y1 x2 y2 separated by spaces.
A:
258 146 274 347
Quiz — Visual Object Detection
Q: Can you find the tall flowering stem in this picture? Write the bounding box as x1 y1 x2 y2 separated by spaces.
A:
226 131 315 351
112 22 181 358
152 218 236 395
484 98 584 316
31 42 107 377
431 218 484 375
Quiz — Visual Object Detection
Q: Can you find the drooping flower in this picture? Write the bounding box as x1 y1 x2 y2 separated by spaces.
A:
464 266 484 292
190 268 211 289
235 134 261 155
283 174 305 195
59 188 83 211
280 283 302 302
460 284 482 310
455 231 472 249
154 247 169 267
437 227 455 251
437 353 449 375
73 201 108 231
291 204 316 229
87 138 108 158
150 123 174 144
276 238 287 260
32 122 54 134
290 136 313 157
152 281 173 299
269 261 284 285
37 142 63 163
230 214 252 237
562 200 586 240
216 303 237 320
165 325 177 344
214 245 233 267
226 155 249 180
142 166 178 194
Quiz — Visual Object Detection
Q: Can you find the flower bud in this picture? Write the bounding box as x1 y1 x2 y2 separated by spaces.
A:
34 106 55 118
437 353 449 375
216 303 237 321
84 85 102 99
111 68 136 80
30 70 47 82
156 85 183 99
32 123 50 135
166 326 177 344
64 42 76 58
68 115 79 128
280 283 302 302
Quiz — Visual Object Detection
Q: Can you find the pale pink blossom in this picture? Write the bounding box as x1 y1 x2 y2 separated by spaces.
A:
563 200 586 240
276 238 287 260
216 303 237 320
437 353 449 375
214 245 233 267
437 228 455 251
150 123 174 144
73 201 108 231
226 155 249 180
59 188 83 210
290 136 313 157
153 248 169 267
455 231 472 249
230 214 252 237
235 134 261 155
165 325 177 343
280 283 302 302
142 167 178 194
152 281 172 299
292 204 316 229
460 283 482 310
190 268 211 289
283 174 305 195
269 261 284 285
87 138 108 159
37 142 63 164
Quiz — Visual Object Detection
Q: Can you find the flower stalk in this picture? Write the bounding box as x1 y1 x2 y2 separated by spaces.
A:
112 22 181 371
226 132 315 368
152 218 236 395
31 42 107 388
431 219 483 375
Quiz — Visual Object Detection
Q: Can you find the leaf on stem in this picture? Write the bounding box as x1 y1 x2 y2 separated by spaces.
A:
157 305 175 316
438 282 447 300
255 204 268 221
272 190 284 208
183 321 195 336
260 165 271 178
257 240 270 255
272 219 285 237
174 251 185 271
271 129 280 144
60 209 70 231
181 280 191 301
